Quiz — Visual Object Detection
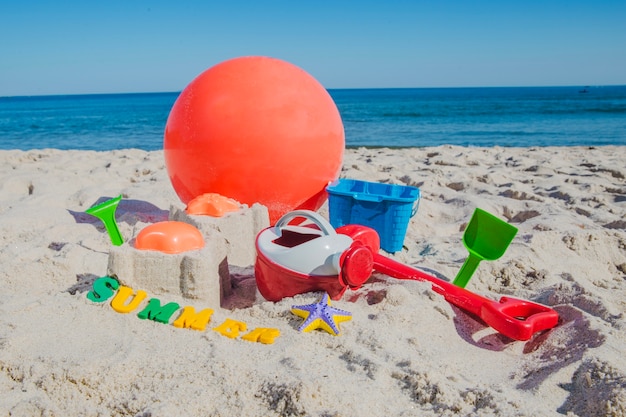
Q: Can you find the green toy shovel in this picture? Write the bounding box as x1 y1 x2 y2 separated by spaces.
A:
452 208 518 288
85 195 124 246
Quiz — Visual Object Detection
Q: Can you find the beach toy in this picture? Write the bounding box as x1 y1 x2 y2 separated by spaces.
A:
291 293 352 336
326 179 420 253
253 210 558 340
85 195 124 246
452 208 518 288
241 328 282 344
86 277 282 343
186 193 241 217
164 56 345 225
338 225 559 341
134 221 204 254
255 210 361 301
213 318 247 339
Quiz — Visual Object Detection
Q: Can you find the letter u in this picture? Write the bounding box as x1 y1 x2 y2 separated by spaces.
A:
110 286 147 313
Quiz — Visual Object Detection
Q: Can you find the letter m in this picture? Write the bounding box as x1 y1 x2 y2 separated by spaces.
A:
137 298 181 324
172 306 214 331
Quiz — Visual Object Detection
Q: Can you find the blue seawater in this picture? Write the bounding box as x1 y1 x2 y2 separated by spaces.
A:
1 86 625 151
0 93 176 151
332 86 626 148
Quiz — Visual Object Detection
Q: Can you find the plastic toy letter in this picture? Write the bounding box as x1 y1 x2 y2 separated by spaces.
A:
241 328 281 344
137 298 181 324
172 306 214 331
87 276 120 302
213 318 247 339
110 286 148 313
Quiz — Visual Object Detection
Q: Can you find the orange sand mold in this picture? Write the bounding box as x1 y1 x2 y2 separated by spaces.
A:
135 221 205 254
185 193 241 217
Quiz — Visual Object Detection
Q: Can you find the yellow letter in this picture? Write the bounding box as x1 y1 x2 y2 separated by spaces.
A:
172 306 214 331
110 286 147 313
213 318 247 339
241 328 281 344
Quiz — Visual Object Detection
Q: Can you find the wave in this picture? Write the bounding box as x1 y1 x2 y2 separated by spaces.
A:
370 106 626 119
453 130 551 137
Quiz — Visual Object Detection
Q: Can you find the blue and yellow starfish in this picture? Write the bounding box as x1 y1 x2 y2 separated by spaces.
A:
291 293 352 336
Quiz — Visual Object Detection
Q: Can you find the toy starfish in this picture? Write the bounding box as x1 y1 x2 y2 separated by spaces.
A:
291 293 352 336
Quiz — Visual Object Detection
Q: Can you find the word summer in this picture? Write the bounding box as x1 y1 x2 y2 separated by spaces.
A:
86 276 280 344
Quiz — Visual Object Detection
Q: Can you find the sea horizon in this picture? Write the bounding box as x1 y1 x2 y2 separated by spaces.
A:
3 84 625 99
1 85 625 151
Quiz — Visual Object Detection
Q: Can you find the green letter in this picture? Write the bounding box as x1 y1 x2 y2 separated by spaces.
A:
137 298 180 324
86 276 120 303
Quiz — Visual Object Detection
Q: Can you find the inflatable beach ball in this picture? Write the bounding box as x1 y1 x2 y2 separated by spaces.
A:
164 56 345 224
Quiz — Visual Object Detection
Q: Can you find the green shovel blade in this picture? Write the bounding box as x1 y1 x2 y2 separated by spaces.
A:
452 208 518 288
85 195 124 246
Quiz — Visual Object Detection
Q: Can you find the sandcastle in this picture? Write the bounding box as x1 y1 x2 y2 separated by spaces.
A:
107 202 270 308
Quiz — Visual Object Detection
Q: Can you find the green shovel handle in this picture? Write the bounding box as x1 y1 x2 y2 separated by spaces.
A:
452 254 481 288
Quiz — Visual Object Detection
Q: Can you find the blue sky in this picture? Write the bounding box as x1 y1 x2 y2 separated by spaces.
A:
1 1 625 96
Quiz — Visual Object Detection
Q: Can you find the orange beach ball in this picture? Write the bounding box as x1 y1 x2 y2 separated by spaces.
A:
163 56 345 224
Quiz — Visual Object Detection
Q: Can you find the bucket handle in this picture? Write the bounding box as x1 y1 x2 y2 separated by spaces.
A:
351 193 384 203
411 198 420 217
274 210 337 237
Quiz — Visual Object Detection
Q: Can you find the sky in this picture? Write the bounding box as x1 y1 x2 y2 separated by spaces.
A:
1 1 625 96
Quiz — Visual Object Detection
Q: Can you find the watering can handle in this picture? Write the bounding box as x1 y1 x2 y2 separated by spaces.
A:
274 210 337 237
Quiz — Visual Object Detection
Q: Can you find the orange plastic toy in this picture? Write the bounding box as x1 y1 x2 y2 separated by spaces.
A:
134 221 204 254
186 193 241 217
163 56 345 224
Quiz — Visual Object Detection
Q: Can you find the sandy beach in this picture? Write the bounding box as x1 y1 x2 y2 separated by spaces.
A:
0 145 625 417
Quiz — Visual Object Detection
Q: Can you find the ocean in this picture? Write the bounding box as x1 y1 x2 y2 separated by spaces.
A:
1 86 625 151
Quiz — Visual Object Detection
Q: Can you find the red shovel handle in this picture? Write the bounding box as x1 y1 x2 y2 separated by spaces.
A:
478 296 560 341
337 224 559 341
436 283 560 341
372 254 559 341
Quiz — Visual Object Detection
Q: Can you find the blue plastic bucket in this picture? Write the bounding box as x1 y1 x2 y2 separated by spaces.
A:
326 179 420 253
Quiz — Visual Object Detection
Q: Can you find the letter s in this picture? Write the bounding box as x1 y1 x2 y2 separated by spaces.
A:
86 276 120 303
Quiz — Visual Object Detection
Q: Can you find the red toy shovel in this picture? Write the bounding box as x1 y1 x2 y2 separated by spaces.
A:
337 225 559 341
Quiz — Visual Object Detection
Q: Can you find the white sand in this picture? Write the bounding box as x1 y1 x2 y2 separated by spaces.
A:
0 146 625 417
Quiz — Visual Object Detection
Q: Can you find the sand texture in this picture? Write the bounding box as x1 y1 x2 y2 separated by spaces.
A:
0 146 625 417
